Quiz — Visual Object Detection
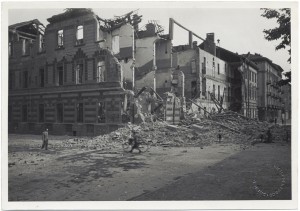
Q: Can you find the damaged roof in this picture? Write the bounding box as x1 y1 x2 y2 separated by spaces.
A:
47 8 95 24
9 19 45 39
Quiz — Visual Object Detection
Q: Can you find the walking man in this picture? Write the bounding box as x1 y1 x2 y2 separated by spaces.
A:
41 128 49 150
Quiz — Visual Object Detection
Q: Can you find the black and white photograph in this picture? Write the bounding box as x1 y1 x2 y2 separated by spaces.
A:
1 1 298 210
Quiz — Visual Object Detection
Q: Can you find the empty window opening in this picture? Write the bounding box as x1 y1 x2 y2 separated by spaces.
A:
56 103 63 123
39 34 44 52
23 71 28 88
97 102 105 123
39 68 44 87
191 81 197 98
58 66 64 86
202 78 206 97
77 103 83 123
57 30 64 47
39 104 45 122
9 42 13 57
76 64 83 84
22 39 30 56
217 63 220 74
218 85 220 101
22 105 28 122
76 25 84 45
97 61 106 82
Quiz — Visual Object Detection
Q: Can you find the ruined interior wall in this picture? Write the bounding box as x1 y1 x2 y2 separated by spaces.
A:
135 70 155 89
172 49 198 99
135 36 157 85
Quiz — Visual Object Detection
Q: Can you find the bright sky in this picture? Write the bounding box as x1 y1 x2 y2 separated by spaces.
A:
8 6 291 73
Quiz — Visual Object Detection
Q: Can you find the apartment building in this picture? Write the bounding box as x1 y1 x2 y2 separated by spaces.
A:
246 53 284 122
8 9 139 135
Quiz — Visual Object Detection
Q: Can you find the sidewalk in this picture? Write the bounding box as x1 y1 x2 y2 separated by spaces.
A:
132 142 291 200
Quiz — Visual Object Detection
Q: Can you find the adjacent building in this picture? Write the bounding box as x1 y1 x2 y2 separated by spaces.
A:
245 53 284 122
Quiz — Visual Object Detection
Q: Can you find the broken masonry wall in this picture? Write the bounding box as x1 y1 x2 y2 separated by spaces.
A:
103 24 135 89
172 48 198 99
154 39 173 98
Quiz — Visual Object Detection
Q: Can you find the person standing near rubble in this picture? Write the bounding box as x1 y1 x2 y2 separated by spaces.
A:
266 128 272 143
41 128 49 150
218 130 222 143
129 130 141 153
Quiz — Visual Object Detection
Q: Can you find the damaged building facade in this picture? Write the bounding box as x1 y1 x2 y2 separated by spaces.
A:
8 9 140 135
8 9 288 135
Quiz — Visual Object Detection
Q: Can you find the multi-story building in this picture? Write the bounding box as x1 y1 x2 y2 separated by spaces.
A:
246 53 284 122
8 9 140 135
281 83 291 124
198 38 259 118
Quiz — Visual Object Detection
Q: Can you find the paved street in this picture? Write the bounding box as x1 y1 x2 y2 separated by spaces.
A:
8 134 291 201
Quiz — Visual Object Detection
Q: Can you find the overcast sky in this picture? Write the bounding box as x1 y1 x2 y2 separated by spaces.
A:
8 6 291 72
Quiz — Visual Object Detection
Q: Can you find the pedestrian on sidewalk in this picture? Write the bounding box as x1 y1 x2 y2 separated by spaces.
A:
41 128 49 150
217 130 222 143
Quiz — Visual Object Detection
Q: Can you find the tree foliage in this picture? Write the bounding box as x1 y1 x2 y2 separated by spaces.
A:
261 8 291 85
261 8 291 63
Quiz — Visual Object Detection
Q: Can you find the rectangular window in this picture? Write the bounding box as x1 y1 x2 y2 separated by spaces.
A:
56 103 63 123
76 25 84 45
58 66 64 86
39 104 45 122
22 39 30 56
23 71 28 88
39 68 44 87
97 61 106 82
22 105 27 122
77 103 83 123
191 81 197 98
217 64 220 75
9 42 12 57
76 64 83 84
97 102 105 123
202 78 206 97
213 84 215 97
57 30 64 47
218 85 220 101
39 34 44 52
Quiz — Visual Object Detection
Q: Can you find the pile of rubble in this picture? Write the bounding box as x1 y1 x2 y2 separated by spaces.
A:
51 111 289 151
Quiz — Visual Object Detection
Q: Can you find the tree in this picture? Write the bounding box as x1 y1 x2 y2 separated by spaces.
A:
261 8 291 85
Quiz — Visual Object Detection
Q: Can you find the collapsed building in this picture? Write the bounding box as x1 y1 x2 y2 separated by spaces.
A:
8 9 288 135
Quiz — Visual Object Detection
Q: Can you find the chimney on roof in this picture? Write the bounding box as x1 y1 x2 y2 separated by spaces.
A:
193 41 198 49
204 33 216 56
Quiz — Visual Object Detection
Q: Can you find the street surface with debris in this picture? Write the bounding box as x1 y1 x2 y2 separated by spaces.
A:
8 113 291 201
